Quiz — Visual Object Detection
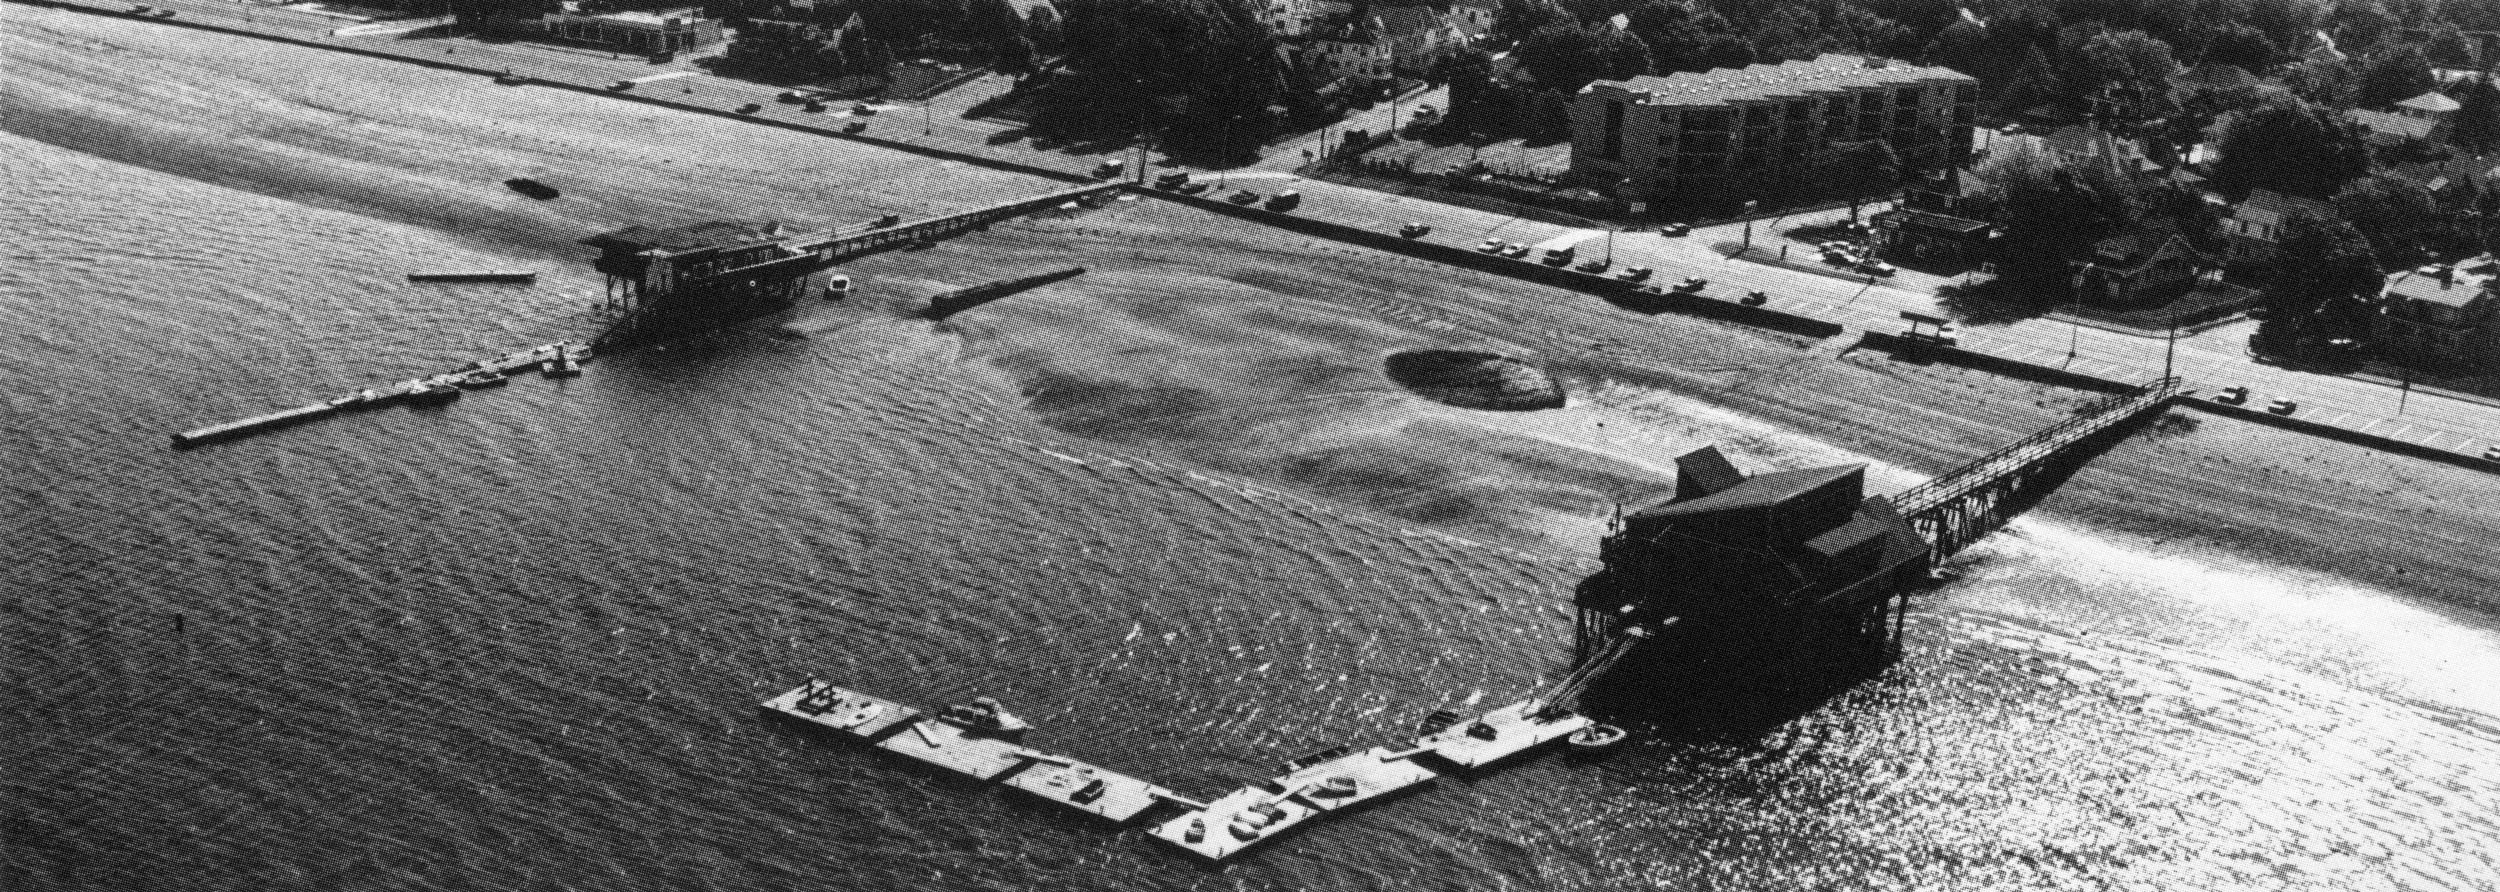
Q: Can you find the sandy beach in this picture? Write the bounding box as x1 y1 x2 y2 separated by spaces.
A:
9 7 2496 618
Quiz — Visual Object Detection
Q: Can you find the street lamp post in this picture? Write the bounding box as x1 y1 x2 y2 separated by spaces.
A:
1739 199 1759 253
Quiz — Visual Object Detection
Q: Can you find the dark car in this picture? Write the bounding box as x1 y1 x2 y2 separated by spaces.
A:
609 80 635 91
1399 222 1431 238
844 120 868 133
736 103 764 114
1228 190 1261 205
1660 223 1690 236
1741 290 1768 306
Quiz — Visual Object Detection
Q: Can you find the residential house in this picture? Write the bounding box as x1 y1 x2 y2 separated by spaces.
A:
2020 124 2157 180
2378 258 2500 373
2073 229 2205 306
2347 108 2444 148
2169 63 2261 106
1568 55 1978 209
2221 188 2338 268
1291 1 1469 85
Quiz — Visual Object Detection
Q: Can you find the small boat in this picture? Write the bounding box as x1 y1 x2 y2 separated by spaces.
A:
1416 708 1464 738
1307 776 1359 800
1181 817 1206 844
935 696 1031 738
406 379 463 405
460 370 509 388
824 274 852 300
1282 745 1353 773
503 178 560 200
1228 803 1291 841
1567 723 1629 756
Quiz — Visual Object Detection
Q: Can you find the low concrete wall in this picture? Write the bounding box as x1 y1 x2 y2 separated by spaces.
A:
2184 399 2500 474
1147 189 1845 340
1855 332 2138 394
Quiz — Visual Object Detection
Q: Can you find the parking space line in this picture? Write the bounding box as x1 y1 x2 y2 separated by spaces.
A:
2387 424 2415 439
2421 431 2448 449
2326 412 2351 425
2357 419 2385 434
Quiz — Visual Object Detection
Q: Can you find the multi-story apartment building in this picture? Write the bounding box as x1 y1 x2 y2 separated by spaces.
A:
1567 55 1978 208
2379 259 2500 373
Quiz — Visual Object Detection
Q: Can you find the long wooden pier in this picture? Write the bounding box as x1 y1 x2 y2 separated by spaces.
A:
589 183 1125 347
1890 377 2183 557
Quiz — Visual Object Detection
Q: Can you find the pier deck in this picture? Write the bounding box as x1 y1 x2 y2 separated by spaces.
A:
998 752 1184 824
1410 700 1590 771
1146 746 1438 861
758 681 921 740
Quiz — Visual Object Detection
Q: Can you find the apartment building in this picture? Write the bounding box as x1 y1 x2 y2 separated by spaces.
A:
2379 259 2500 373
1568 55 1978 208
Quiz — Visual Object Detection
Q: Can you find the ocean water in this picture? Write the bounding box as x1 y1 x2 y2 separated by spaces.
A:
5 131 2500 892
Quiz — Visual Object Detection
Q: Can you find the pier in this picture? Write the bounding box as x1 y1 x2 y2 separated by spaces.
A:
170 342 584 448
406 271 537 283
1146 745 1440 862
588 184 1125 346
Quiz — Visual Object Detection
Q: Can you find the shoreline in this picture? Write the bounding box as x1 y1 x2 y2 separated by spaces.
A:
11 8 2498 629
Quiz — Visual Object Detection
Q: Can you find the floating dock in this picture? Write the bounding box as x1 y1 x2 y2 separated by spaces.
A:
1410 700 1591 771
171 342 582 448
1146 746 1440 861
760 682 1183 824
762 680 1594 861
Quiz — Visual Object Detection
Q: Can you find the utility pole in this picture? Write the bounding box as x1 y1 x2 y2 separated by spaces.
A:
2161 312 2177 382
1739 199 1759 253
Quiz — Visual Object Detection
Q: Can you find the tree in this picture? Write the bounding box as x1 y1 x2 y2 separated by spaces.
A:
1495 0 1571 45
1975 143 2133 292
2335 174 2438 267
1517 21 1651 90
2209 99 2369 199
2355 43 2436 108
2201 23 2277 72
2260 212 2382 347
2424 21 2478 68
1044 0 1285 157
2452 75 2500 153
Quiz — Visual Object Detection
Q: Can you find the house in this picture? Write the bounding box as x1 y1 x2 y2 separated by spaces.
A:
537 3 722 55
1870 207 1993 266
2347 108 2444 148
2378 258 2500 373
1568 55 1978 209
2395 90 2461 123
2074 229 2204 306
2221 189 2337 267
2026 124 2156 179
1290 0 1470 84
2170 63 2262 105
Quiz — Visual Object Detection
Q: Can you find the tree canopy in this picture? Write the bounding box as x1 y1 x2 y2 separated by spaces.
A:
2209 99 2369 200
2354 43 2436 108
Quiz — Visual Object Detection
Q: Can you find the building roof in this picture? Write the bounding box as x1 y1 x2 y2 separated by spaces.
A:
2174 63 2259 93
2234 188 2336 227
2384 260 2497 310
1584 54 1973 108
2092 229 2194 271
1633 463 1865 519
1873 207 1990 236
2346 108 2439 142
584 220 788 254
2397 91 2461 114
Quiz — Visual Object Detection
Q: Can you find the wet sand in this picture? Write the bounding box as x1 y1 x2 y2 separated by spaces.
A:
9 8 2496 621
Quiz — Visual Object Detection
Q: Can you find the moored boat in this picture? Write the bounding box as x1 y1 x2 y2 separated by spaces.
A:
935 696 1031 739
460 370 509 388
1567 723 1628 756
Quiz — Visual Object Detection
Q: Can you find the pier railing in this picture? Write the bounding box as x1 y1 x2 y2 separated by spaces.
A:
1892 376 2181 555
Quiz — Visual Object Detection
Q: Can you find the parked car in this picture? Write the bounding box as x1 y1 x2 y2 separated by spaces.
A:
1575 258 1610 273
1477 238 1504 253
1857 259 1897 276
610 80 636 91
1660 223 1690 237
778 90 812 103
844 120 868 133
2213 386 2249 405
736 103 764 114
1176 181 1210 195
2267 399 2298 415
1399 222 1432 238
1543 246 1575 266
1675 276 1708 292
1822 248 1856 266
1618 267 1652 282
2483 445 2500 463
871 213 901 228
1742 290 1768 306
853 103 878 115
1227 190 1261 205
1156 171 1192 190
1265 190 1301 211
1501 243 1532 259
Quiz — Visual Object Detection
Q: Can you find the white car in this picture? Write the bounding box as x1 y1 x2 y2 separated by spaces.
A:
1617 267 1653 282
2213 386 2248 405
2483 445 2500 463
1674 276 1708 292
1477 238 1504 253
1857 259 1897 276
1501 243 1532 259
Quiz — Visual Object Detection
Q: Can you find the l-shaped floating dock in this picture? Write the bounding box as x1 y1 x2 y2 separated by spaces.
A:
763 680 1600 862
